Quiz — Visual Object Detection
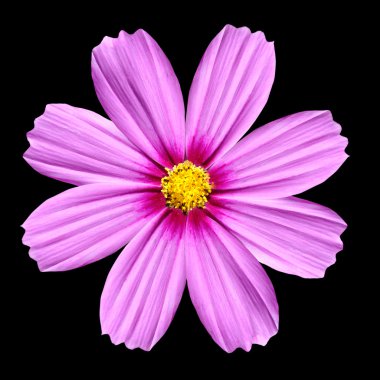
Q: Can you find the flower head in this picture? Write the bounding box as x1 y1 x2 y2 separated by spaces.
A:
23 25 347 352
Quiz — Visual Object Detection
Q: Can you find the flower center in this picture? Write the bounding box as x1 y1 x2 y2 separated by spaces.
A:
161 160 212 214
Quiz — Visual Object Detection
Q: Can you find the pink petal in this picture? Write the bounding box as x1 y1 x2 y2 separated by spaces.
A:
101 209 186 351
22 183 163 271
208 196 347 278
186 25 275 167
92 30 185 168
186 209 278 352
210 111 348 199
25 104 163 186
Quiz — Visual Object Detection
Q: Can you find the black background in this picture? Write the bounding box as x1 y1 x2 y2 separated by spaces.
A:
11 3 368 376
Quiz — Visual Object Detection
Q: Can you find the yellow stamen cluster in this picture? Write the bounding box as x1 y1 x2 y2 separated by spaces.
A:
161 160 212 214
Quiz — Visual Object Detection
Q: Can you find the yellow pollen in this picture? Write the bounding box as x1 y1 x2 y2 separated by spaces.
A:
161 160 212 214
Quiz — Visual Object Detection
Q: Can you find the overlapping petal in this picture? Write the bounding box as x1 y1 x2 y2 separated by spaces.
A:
101 210 186 350
22 183 163 271
25 104 163 185
208 196 347 278
186 209 278 352
210 111 348 199
186 25 275 167
92 30 186 167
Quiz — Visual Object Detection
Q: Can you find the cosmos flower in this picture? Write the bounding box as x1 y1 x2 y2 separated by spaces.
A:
22 25 348 352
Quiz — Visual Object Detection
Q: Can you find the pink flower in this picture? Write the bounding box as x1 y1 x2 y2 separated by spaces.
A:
22 25 348 352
